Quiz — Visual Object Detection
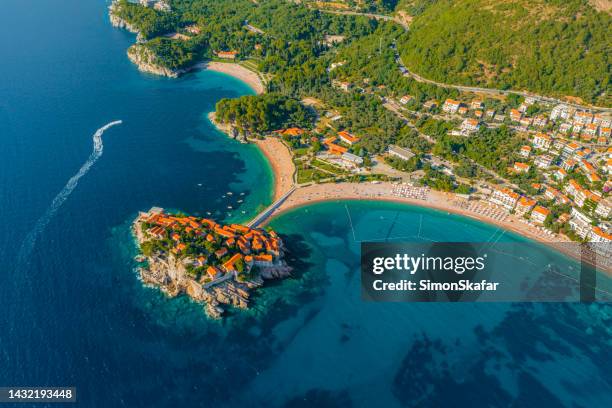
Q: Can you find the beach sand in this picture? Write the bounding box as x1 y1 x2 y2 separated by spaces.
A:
263 182 612 273
252 137 295 201
266 182 566 245
196 62 265 95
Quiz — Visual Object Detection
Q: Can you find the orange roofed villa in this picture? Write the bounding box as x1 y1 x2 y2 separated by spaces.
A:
132 207 290 319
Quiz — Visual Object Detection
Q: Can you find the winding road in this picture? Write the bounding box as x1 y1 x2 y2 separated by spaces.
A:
319 6 611 114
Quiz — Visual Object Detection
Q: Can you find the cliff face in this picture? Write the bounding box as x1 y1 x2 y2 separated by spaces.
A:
109 1 183 77
140 253 189 297
127 45 181 78
108 2 143 41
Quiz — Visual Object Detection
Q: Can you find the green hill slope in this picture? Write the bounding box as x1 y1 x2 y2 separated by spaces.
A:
398 0 611 106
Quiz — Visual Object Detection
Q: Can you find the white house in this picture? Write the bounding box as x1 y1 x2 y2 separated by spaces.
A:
534 155 553 169
399 95 413 105
533 133 552 150
569 208 593 239
461 118 480 133
595 198 611 219
490 188 519 210
519 146 532 158
442 99 461 114
531 206 550 225
388 145 414 161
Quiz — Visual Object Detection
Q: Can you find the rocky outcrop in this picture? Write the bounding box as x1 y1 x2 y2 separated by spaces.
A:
207 112 249 144
260 266 292 280
132 210 289 319
109 2 143 42
127 45 183 78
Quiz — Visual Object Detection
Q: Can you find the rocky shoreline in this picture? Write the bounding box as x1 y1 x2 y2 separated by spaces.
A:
133 208 292 319
109 1 184 77
207 112 249 143
127 45 185 78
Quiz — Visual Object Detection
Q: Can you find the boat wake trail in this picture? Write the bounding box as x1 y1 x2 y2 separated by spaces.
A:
17 120 122 268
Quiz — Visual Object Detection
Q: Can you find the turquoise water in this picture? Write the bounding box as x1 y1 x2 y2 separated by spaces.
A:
265 201 612 406
0 0 610 407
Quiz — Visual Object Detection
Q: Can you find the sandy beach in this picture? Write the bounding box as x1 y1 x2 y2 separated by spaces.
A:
262 182 611 273
265 182 568 244
252 137 295 201
207 112 295 201
195 62 265 94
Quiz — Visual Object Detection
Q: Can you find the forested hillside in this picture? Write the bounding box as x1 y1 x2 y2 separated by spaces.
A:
398 0 611 105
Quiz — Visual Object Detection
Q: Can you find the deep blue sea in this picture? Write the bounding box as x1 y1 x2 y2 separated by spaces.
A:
0 1 610 407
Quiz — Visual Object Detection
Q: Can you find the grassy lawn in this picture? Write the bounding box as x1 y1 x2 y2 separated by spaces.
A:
311 158 348 175
296 165 332 184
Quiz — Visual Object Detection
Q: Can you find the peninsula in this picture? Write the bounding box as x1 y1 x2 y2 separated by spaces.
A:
133 207 290 319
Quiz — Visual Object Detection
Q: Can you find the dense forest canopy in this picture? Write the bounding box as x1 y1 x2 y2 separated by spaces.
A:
398 0 611 105
215 94 314 134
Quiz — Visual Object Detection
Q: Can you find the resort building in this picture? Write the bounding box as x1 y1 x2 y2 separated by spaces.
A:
550 104 571 121
587 172 601 183
277 128 305 137
554 168 567 181
558 123 572 134
595 198 611 219
584 123 598 136
490 188 519 210
510 109 522 122
460 118 480 133
545 185 560 200
399 95 413 105
341 152 363 168
442 99 461 114
388 145 414 161
519 117 532 128
570 208 593 239
338 131 360 145
533 115 548 127
216 50 238 59
533 133 552 150
513 162 530 173
561 159 576 171
519 146 532 158
574 111 593 126
590 227 612 243
515 196 536 216
530 206 550 225
534 155 553 169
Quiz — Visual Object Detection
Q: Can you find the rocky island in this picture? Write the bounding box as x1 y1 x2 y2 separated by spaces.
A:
133 207 291 319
